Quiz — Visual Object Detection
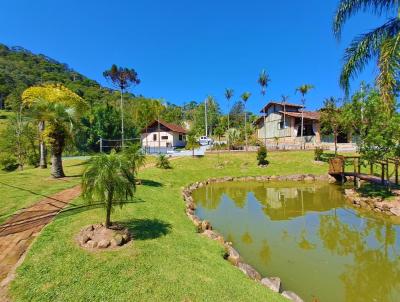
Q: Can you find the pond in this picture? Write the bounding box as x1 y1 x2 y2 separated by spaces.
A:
192 181 400 302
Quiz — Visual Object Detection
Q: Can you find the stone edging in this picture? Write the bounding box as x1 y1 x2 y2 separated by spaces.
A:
182 174 329 302
344 188 400 217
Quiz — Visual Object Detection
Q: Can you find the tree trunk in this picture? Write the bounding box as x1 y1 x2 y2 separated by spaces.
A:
105 192 113 228
50 133 65 178
120 89 125 149
51 152 65 178
38 121 47 169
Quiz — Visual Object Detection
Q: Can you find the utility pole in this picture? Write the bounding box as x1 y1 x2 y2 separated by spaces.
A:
120 88 125 149
205 98 208 137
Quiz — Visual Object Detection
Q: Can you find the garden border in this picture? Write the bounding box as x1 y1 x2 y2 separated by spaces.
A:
182 174 330 302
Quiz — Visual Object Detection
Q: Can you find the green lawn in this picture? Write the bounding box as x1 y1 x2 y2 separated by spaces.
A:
0 159 86 224
10 151 328 302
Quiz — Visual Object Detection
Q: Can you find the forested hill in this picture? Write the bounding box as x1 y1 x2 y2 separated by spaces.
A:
0 43 112 109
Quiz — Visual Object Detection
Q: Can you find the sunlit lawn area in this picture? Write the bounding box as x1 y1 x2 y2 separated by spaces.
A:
0 159 86 224
8 151 327 302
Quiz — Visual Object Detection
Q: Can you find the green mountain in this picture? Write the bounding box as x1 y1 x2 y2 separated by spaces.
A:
0 43 111 109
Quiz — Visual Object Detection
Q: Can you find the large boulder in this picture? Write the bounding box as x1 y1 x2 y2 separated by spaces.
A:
201 220 212 231
237 262 261 280
226 245 240 265
281 291 304 302
390 207 400 216
98 239 110 249
261 277 281 293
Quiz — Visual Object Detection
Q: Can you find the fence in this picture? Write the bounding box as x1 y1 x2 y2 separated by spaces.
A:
99 137 141 153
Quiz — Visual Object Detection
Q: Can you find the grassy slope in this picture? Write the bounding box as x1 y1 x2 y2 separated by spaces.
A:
10 151 328 302
0 110 12 133
0 159 86 224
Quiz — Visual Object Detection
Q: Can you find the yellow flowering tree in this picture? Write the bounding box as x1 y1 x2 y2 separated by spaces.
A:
22 84 86 178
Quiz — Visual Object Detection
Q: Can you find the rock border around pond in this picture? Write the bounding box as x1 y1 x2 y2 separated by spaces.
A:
182 174 328 302
343 188 400 218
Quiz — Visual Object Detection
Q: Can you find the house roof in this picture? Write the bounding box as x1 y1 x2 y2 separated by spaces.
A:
253 110 320 126
142 119 188 134
260 101 304 113
279 111 320 121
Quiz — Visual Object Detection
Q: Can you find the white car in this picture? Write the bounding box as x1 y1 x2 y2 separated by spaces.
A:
199 136 213 145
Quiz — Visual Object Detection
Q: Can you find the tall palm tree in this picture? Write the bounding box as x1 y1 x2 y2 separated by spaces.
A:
82 151 136 228
281 95 290 131
333 0 400 111
296 84 314 148
241 92 251 151
22 84 86 178
103 64 140 148
258 70 271 146
225 88 234 150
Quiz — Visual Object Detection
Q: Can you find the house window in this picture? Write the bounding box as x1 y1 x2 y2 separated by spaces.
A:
161 135 168 140
153 134 157 141
297 124 315 136
179 134 183 141
278 118 289 130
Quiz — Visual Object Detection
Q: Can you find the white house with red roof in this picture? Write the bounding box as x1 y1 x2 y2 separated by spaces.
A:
141 119 187 149
254 101 321 146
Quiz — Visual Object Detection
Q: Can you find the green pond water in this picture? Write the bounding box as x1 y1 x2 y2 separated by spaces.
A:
192 181 400 302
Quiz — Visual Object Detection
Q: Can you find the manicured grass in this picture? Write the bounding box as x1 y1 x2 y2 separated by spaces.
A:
10 151 327 301
0 159 86 224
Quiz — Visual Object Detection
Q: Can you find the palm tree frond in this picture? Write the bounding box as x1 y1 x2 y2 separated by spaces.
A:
333 0 398 39
377 35 400 111
340 18 400 93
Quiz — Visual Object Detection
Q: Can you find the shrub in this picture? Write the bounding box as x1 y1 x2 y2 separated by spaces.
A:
314 147 324 161
257 146 269 166
156 154 172 169
0 153 19 171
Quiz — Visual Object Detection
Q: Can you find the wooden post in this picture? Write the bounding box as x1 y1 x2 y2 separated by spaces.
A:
341 158 345 185
381 163 385 185
370 162 374 175
395 160 399 185
357 158 361 174
353 159 357 187
386 159 390 187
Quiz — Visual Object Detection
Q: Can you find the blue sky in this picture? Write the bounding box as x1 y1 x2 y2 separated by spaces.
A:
0 0 384 113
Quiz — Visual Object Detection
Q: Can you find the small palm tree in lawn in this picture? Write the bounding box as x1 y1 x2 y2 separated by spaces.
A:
258 70 271 146
103 64 140 148
186 132 199 157
122 143 146 175
241 92 251 152
82 151 136 228
296 84 314 148
333 0 400 111
22 84 86 178
224 88 234 150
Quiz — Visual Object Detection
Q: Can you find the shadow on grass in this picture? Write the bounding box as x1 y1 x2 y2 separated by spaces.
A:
357 183 394 199
140 179 163 187
121 218 172 240
64 160 90 167
57 198 146 219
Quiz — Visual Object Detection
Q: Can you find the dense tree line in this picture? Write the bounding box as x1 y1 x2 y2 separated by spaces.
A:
0 44 260 172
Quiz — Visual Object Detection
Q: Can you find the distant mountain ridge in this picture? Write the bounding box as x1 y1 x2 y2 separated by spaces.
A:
0 43 111 109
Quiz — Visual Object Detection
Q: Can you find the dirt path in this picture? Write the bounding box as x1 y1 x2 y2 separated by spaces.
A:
0 186 81 300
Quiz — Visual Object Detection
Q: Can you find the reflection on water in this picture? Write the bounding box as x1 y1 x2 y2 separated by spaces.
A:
193 181 400 302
